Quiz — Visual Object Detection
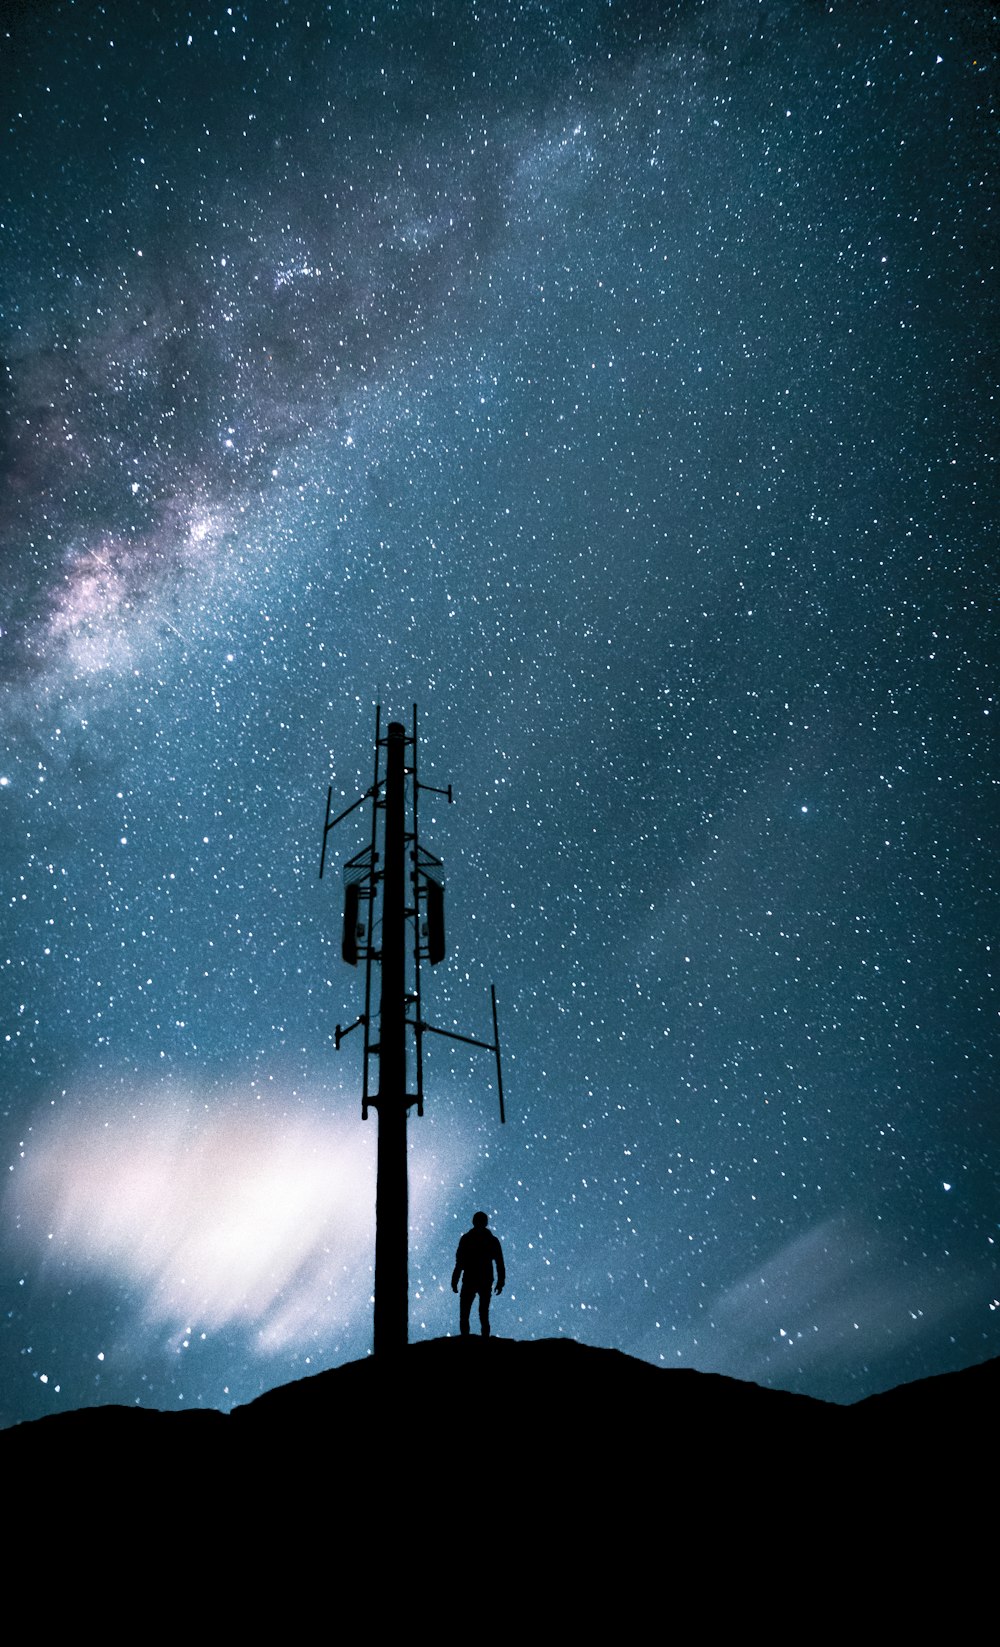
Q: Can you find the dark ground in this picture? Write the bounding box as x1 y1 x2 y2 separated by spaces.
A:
4 1337 993 1613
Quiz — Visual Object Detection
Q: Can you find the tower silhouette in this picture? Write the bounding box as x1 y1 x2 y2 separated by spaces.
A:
319 707 504 1353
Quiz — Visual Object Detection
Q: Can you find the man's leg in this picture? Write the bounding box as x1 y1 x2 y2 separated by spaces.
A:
460 1286 473 1336
479 1285 491 1337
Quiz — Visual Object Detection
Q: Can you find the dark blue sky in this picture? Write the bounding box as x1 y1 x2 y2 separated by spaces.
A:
1 1 996 1428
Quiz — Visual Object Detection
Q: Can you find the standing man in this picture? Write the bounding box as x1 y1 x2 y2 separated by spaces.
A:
452 1211 505 1337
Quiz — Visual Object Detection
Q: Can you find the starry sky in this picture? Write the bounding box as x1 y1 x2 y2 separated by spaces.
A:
1 0 996 1428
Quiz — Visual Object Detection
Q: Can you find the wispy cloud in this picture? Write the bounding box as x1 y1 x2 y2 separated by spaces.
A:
6 1086 470 1354
683 1215 982 1387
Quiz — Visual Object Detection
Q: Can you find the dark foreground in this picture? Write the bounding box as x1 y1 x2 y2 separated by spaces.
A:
4 1338 992 1614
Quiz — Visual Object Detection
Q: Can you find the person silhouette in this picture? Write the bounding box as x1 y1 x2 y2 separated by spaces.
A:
451 1211 505 1337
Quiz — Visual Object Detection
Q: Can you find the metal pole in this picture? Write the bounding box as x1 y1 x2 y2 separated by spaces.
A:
373 721 408 1354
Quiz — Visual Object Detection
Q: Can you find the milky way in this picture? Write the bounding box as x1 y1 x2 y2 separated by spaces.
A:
2 2 996 1427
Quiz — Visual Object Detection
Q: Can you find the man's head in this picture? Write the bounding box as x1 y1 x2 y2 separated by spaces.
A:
472 1211 489 1228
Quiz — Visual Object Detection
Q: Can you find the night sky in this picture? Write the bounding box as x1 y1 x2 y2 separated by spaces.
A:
2 1 996 1429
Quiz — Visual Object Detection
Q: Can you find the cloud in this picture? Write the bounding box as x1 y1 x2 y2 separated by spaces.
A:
5 1086 469 1355
695 1215 979 1385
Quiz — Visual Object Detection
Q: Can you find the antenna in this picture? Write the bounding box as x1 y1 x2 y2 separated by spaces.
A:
319 705 505 1354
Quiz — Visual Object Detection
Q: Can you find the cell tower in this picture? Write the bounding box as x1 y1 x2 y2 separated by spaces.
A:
319 706 505 1354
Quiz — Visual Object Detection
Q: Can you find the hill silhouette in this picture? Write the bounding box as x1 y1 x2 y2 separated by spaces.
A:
3 1338 992 1605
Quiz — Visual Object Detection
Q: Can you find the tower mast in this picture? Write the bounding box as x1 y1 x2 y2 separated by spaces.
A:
318 707 504 1354
373 721 408 1353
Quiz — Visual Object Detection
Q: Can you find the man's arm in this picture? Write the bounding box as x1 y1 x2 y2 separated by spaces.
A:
451 1237 464 1293
493 1236 505 1294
